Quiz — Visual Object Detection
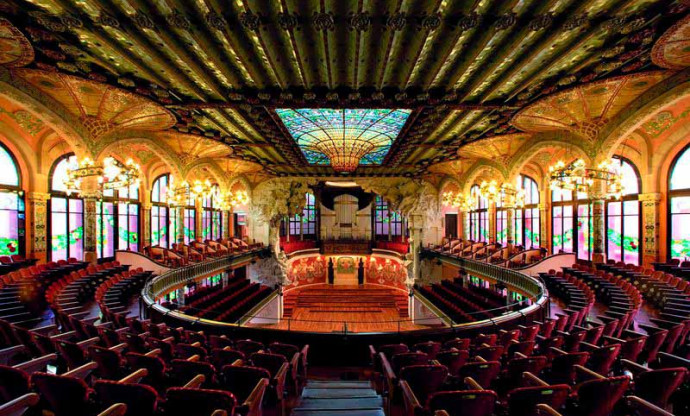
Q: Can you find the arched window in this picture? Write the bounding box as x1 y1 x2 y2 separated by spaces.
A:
287 193 317 240
515 175 540 249
552 181 575 255
374 195 404 239
669 145 690 261
606 157 640 264
0 143 25 256
49 154 84 260
202 186 222 241
96 178 140 258
150 174 178 248
469 185 488 242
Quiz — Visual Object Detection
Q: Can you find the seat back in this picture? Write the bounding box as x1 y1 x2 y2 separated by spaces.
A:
211 348 245 370
378 343 409 357
443 338 470 351
475 345 504 361
587 344 621 375
428 390 497 416
88 345 122 380
175 343 207 360
250 352 286 378
507 384 570 416
31 372 91 416
124 353 166 386
505 356 548 386
0 364 30 402
94 380 157 416
550 352 589 384
392 352 429 374
221 365 270 403
436 350 469 376
236 339 264 356
400 365 448 406
170 359 216 387
458 361 501 389
269 342 299 360
55 339 87 369
165 387 237 416
413 341 442 359
577 376 630 416
634 367 688 408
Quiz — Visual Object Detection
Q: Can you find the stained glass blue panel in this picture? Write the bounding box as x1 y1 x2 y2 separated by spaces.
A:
275 108 411 166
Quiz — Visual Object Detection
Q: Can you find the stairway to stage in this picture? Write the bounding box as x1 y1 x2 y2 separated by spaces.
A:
291 380 384 416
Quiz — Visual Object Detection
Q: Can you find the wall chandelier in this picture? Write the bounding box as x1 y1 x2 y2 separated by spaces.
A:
441 191 471 211
166 179 215 207
215 190 250 210
64 157 140 196
549 159 622 199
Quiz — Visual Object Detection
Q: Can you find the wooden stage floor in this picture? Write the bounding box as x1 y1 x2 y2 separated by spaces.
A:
248 284 432 333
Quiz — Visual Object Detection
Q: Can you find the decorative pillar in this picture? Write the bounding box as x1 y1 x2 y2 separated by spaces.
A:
590 182 607 264
488 202 497 243
461 210 469 240
141 203 151 249
407 213 424 283
639 193 662 266
540 203 549 253
176 206 185 244
222 210 230 239
27 192 50 262
195 197 202 242
506 207 515 246
80 176 100 264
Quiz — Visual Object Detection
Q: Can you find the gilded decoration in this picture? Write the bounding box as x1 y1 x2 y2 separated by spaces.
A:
0 18 34 67
511 72 669 140
11 69 176 138
652 14 690 69
457 134 530 166
27 192 50 253
0 107 44 136
157 132 233 163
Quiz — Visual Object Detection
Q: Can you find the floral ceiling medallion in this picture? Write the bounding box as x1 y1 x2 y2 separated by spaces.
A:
652 14 690 69
12 69 176 138
0 18 34 67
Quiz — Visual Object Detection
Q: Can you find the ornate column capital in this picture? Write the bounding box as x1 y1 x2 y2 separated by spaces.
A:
26 192 51 202
638 193 662 203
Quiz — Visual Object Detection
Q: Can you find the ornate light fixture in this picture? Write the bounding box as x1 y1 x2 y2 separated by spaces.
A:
64 156 140 196
167 179 219 207
499 183 526 208
215 190 250 210
441 191 471 211
549 158 622 199
479 180 500 202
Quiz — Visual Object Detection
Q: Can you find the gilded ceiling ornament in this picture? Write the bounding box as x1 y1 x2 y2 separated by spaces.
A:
58 43 82 57
386 12 407 31
594 61 622 73
258 92 271 100
206 12 226 30
458 12 480 31
602 45 625 59
621 17 646 35
40 49 66 61
303 91 316 100
326 92 339 101
0 18 34 68
133 12 155 30
372 91 385 100
603 16 628 31
279 92 293 101
239 11 260 31
56 62 78 73
29 11 67 32
117 77 135 87
278 12 299 30
564 14 588 30
97 12 120 29
348 12 371 31
60 14 83 29
494 13 517 31
621 61 644 73
420 13 442 31
167 12 190 30
228 92 244 101
529 13 553 31
557 75 576 86
652 13 690 69
313 12 335 31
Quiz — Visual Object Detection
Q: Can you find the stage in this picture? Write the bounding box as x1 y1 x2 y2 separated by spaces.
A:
248 284 433 333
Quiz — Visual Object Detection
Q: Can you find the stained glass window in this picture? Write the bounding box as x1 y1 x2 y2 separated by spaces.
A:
469 185 489 242
184 208 196 244
552 174 592 260
670 145 690 261
202 188 222 241
275 109 411 168
50 154 83 261
0 144 24 256
96 178 139 258
606 157 640 264
151 175 176 248
288 193 317 238
515 175 540 249
374 196 403 238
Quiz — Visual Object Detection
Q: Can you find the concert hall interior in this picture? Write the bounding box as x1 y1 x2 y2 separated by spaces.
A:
1 1 690 416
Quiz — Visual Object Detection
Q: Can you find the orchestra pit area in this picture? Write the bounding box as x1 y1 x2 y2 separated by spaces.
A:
1 1 690 416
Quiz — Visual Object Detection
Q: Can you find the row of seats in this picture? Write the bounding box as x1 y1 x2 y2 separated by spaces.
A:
0 305 309 416
181 277 273 323
416 281 508 324
429 240 546 268
368 318 689 416
95 269 154 316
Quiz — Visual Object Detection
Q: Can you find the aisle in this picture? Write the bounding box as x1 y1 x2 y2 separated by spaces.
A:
291 379 384 416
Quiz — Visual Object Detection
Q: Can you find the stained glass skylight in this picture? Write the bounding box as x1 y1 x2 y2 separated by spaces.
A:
275 108 412 172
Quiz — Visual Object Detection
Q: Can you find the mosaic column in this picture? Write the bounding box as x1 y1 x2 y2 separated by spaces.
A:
461 210 470 240
488 203 497 243
141 203 151 249
81 177 100 264
222 210 230 239
27 192 50 261
506 207 515 246
407 213 424 284
590 181 607 264
176 206 185 244
195 197 202 242
639 193 662 266
539 203 549 252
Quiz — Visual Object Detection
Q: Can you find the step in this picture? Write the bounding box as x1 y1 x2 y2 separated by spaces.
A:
291 409 384 416
306 381 372 389
302 388 379 399
296 397 383 410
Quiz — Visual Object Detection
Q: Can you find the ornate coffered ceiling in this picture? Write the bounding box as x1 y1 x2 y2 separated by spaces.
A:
0 0 686 179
